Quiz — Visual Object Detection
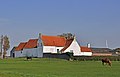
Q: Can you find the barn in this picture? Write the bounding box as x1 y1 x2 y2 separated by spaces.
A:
22 39 43 58
14 42 27 57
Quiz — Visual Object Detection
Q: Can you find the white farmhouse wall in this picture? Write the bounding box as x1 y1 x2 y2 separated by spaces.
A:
64 39 81 56
80 52 92 56
43 46 64 53
43 46 55 53
56 47 64 53
15 50 24 58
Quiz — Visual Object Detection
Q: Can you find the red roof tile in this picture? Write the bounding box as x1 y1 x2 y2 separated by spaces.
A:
41 35 66 47
24 39 38 49
15 42 27 51
81 46 92 52
61 39 74 52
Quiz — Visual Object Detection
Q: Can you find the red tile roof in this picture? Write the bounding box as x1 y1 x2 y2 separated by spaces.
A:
61 39 74 52
24 39 38 49
81 46 92 52
15 42 27 51
41 35 66 47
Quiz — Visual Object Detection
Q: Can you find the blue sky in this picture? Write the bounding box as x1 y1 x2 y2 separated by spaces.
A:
0 0 120 49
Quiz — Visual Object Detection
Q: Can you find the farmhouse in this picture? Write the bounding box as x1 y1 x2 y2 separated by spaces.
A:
11 33 92 58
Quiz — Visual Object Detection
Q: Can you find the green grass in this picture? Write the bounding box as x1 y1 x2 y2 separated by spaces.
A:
0 58 120 77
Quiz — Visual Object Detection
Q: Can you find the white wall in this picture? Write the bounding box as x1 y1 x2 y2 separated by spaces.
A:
56 47 64 53
43 46 64 53
64 39 81 56
80 52 92 56
43 46 55 53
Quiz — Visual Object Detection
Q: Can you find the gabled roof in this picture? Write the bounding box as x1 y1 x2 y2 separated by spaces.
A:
24 39 38 49
61 39 74 52
81 46 92 52
41 35 66 47
15 42 27 51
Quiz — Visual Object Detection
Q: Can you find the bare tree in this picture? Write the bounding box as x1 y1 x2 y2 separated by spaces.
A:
3 35 10 59
0 35 3 57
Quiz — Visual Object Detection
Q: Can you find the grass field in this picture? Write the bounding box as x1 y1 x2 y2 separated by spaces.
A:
0 58 120 77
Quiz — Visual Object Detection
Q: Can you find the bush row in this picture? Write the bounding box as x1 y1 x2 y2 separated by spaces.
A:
73 56 120 61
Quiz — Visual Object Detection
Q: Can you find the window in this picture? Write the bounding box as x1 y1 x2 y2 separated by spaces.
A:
70 50 73 53
57 49 59 53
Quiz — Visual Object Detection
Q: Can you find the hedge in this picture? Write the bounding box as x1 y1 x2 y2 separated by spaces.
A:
73 56 120 61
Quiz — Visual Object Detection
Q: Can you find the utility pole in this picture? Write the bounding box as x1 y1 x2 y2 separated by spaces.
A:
106 40 108 48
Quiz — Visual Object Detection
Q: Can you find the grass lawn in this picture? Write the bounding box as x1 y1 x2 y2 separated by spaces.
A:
0 58 120 77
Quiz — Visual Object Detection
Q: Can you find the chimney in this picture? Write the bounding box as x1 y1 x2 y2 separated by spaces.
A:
39 33 42 38
87 43 91 48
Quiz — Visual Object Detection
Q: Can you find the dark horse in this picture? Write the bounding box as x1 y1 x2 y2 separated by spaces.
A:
102 58 111 66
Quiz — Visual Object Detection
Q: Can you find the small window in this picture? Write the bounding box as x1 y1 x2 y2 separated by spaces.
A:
70 50 73 53
57 49 59 53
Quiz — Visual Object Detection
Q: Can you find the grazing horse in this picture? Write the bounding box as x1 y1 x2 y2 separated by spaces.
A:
102 58 111 66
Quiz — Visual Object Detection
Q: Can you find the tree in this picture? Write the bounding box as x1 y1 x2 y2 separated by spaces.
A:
114 48 120 52
2 35 10 59
58 33 75 39
0 35 3 57
0 35 10 59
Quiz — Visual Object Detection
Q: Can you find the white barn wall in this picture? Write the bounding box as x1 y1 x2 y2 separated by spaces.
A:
43 46 55 53
64 39 81 56
56 47 64 53
43 46 64 53
80 52 92 56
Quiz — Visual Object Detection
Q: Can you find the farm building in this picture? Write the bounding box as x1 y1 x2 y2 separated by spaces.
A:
11 33 92 58
22 39 43 58
14 42 27 57
80 46 92 56
92 48 112 56
13 39 43 58
10 46 16 58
